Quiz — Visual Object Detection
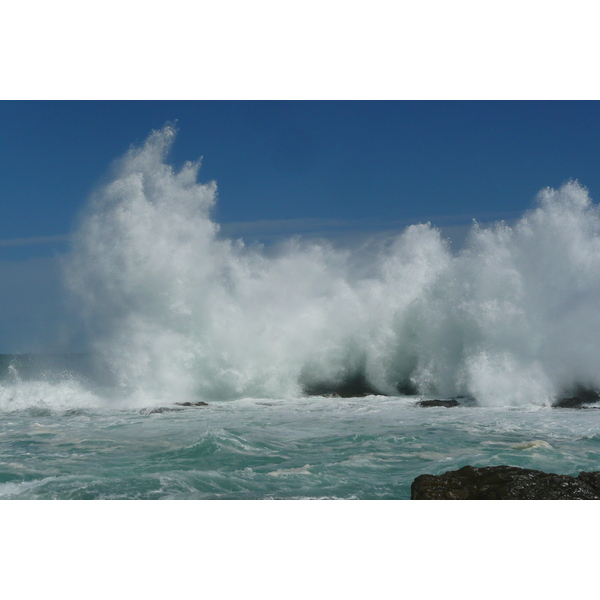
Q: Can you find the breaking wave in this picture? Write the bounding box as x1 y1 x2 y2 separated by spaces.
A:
62 125 600 406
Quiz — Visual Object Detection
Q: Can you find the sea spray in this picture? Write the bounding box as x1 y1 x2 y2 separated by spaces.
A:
63 126 600 406
0 354 105 413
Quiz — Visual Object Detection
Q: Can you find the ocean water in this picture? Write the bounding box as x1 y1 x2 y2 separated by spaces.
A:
3 125 600 499
1 357 600 499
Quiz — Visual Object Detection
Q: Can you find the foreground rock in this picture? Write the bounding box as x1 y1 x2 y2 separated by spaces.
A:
411 465 600 499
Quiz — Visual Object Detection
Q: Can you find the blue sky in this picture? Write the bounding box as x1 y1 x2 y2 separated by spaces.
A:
3 101 600 251
2 100 600 351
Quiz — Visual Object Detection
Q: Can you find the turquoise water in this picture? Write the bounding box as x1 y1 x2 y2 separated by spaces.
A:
2 392 599 499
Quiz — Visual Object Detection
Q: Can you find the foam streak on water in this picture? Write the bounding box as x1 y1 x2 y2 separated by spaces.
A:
60 126 600 407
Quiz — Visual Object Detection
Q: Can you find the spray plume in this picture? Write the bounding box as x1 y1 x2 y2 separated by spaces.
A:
64 126 600 406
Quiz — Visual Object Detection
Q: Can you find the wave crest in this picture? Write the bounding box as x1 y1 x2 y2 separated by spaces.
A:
64 127 600 406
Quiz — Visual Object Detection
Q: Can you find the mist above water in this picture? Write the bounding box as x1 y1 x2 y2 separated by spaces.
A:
63 126 600 406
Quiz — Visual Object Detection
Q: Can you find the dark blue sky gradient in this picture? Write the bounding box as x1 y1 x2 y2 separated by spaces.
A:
2 101 600 256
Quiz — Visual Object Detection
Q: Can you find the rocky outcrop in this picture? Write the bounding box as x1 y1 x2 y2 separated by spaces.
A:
412 387 600 408
552 387 600 408
415 399 460 408
415 396 476 408
411 465 600 499
175 401 209 407
302 372 383 398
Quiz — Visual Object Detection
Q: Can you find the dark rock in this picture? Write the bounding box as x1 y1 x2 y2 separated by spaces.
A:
411 465 600 499
553 386 600 408
576 471 600 490
175 401 209 407
302 372 383 398
415 399 460 408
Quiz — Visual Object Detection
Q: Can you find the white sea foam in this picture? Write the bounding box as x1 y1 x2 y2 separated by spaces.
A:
62 126 600 406
267 464 312 477
0 379 101 412
512 440 553 450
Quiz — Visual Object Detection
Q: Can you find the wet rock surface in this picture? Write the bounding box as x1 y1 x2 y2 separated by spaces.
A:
415 399 460 408
552 386 600 408
411 465 600 499
302 373 383 398
415 396 476 408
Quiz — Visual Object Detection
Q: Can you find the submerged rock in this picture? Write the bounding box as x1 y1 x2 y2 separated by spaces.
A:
140 401 209 415
411 465 600 499
553 386 600 408
140 407 184 415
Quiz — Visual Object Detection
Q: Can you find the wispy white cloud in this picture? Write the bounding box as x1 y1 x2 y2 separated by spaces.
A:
219 211 521 245
0 210 521 250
